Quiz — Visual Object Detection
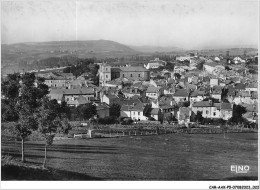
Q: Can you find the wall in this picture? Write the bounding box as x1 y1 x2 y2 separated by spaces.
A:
120 71 150 81
97 108 110 118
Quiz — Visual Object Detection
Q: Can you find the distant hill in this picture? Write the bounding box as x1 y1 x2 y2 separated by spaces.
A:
2 40 137 53
1 40 138 74
129 45 184 53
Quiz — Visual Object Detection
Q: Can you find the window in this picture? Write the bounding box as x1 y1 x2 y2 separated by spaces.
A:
138 112 140 115
206 110 209 114
106 75 108 78
106 68 108 71
213 112 216 116
138 74 141 77
131 74 133 77
123 74 125 77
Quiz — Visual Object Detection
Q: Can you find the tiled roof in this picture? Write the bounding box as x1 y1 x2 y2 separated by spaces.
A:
221 103 232 110
121 103 145 111
193 101 213 107
173 89 189 97
234 83 246 90
246 83 258 88
151 108 160 115
236 91 251 97
96 103 110 111
146 86 161 93
120 67 148 72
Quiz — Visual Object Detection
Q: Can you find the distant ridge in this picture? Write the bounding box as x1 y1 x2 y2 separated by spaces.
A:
2 40 137 53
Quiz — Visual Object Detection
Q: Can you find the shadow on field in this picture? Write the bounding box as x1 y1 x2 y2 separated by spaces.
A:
1 164 103 181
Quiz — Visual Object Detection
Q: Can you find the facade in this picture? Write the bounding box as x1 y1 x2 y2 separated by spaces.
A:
145 58 166 69
120 103 150 121
146 86 162 99
191 101 233 120
49 87 95 104
172 89 189 103
95 103 110 118
177 107 192 124
98 63 150 85
98 63 112 85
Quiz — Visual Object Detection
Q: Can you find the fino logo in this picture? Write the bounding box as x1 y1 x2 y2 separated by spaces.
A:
231 165 250 174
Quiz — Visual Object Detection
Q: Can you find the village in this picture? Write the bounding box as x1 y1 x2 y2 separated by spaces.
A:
34 52 258 129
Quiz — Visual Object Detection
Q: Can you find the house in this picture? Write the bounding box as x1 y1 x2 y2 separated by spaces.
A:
210 78 219 87
163 86 175 95
233 56 246 64
172 89 189 103
211 86 222 101
173 66 189 74
150 108 161 121
63 87 96 103
146 86 162 99
203 62 224 74
242 112 258 123
145 58 166 69
152 97 177 119
49 89 64 103
219 103 233 120
190 90 208 104
191 101 218 119
192 101 233 120
233 91 254 105
122 87 141 99
66 96 89 107
120 103 150 121
177 107 192 124
49 87 95 104
176 56 192 62
101 94 121 105
245 83 258 92
37 72 76 88
95 103 110 118
214 56 221 62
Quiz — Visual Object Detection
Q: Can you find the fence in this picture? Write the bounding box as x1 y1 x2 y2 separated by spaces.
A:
68 123 257 138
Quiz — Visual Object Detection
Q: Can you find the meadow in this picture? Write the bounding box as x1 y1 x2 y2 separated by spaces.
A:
1 133 258 180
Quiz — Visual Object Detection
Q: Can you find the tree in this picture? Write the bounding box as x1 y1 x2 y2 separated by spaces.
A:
15 114 38 162
196 60 205 70
76 103 97 120
1 73 21 121
194 111 204 123
36 97 63 168
228 105 247 124
2 73 49 162
221 124 228 139
109 103 121 118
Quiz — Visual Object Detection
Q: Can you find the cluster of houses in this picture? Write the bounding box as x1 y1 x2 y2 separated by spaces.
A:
40 53 258 125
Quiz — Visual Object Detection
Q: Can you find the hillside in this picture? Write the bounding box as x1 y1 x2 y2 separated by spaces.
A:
1 40 138 75
129 45 184 53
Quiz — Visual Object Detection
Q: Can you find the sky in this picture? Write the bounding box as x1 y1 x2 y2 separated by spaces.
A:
1 0 259 49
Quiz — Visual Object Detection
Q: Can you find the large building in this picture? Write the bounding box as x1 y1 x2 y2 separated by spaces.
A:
98 63 150 85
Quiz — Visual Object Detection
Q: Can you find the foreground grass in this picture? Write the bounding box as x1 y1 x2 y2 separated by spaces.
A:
1 133 258 180
1 155 102 180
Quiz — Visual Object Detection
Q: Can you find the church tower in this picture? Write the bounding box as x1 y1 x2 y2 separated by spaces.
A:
99 63 111 86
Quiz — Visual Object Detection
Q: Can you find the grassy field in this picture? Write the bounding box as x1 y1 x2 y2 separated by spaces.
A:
1 133 258 180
